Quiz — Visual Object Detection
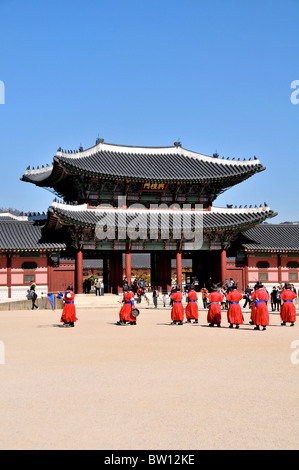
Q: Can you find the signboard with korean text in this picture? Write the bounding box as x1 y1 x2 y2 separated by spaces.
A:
143 182 166 191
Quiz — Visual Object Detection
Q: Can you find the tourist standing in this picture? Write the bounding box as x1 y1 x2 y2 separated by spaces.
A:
30 279 39 310
185 284 199 323
280 283 297 326
226 284 243 328
207 285 223 327
170 285 184 325
200 284 209 309
270 287 277 311
153 287 159 308
276 286 282 311
136 286 143 304
243 284 252 309
94 277 101 296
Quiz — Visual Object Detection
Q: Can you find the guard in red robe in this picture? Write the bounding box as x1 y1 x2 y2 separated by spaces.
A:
250 282 269 330
171 286 184 325
117 287 136 325
280 283 297 326
207 286 223 327
226 284 243 328
249 284 258 325
185 285 199 323
60 285 78 327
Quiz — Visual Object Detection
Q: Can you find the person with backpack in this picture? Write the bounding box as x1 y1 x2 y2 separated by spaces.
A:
30 280 39 310
153 286 159 308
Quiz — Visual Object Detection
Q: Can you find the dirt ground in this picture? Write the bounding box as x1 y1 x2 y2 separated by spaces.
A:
0 305 298 450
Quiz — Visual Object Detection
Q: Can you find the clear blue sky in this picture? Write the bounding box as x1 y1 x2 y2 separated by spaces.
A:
0 0 298 222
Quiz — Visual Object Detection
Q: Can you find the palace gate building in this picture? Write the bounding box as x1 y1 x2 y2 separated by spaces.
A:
14 138 296 297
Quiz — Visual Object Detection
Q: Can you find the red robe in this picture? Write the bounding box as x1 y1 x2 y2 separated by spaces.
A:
119 291 136 323
226 290 243 325
185 290 199 320
60 291 78 324
207 291 223 324
171 291 184 322
251 288 269 326
280 289 297 323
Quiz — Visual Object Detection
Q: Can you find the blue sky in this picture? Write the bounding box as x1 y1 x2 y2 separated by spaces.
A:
0 0 298 222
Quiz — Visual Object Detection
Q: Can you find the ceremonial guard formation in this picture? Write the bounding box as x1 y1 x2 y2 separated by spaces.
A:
44 277 297 332
112 280 297 330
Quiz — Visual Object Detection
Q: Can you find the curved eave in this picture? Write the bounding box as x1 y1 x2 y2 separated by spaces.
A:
0 247 66 253
243 248 299 253
46 204 276 237
21 142 266 188
53 157 265 185
21 161 65 187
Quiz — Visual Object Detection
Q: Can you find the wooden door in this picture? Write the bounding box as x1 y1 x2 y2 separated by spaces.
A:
51 269 75 293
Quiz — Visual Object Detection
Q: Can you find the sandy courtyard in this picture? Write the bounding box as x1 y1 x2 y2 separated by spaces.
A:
0 305 298 450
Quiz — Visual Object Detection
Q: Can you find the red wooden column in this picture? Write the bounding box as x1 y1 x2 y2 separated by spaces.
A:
278 254 282 285
47 253 53 293
221 249 227 286
176 250 182 288
125 250 131 287
116 252 123 293
76 248 83 294
6 254 11 298
244 254 249 288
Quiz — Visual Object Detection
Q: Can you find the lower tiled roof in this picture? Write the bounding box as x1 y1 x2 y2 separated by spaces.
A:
241 224 299 252
0 220 66 252
47 203 276 233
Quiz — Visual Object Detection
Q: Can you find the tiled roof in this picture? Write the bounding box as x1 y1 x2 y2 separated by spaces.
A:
47 203 276 234
241 224 299 252
21 141 265 184
0 220 66 252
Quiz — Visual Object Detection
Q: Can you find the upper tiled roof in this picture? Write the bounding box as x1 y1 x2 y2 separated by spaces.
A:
21 141 265 185
0 220 66 252
241 224 299 252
